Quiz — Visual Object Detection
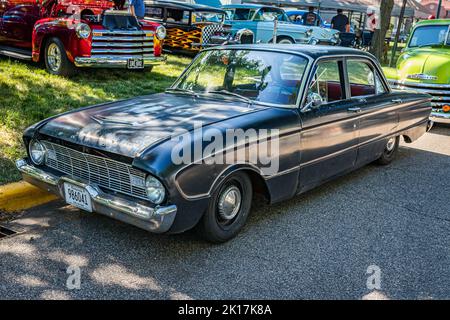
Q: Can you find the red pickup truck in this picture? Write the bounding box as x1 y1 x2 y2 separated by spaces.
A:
0 0 166 76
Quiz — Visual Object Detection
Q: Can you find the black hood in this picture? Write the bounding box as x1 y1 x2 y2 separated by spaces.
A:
38 93 263 157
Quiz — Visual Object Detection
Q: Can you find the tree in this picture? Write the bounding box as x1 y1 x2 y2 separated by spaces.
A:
370 0 395 61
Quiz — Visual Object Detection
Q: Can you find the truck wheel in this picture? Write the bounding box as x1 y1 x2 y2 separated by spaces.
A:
376 136 399 165
197 172 253 243
277 37 294 44
44 37 76 77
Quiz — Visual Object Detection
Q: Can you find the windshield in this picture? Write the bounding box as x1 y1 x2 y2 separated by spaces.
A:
171 49 308 106
408 25 450 47
192 11 225 23
225 8 257 20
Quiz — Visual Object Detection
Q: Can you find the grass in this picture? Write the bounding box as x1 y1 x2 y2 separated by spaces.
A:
0 54 191 185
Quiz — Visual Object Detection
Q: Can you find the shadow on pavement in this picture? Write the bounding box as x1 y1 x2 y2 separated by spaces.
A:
0 145 449 300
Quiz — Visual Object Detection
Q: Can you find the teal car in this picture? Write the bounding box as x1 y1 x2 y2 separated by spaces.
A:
222 4 340 45
386 19 450 123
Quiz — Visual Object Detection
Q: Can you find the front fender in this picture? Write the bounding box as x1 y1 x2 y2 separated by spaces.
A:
32 18 91 63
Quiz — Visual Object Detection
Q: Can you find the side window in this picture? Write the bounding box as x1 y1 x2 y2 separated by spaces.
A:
308 60 344 105
166 9 190 24
347 60 386 97
146 7 164 20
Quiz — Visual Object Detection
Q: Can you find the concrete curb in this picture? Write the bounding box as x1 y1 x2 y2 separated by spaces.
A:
0 181 57 212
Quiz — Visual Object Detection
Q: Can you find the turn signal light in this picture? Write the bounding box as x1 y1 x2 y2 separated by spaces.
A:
443 105 450 113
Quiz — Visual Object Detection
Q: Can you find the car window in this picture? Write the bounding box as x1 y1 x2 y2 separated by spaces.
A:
173 49 308 106
347 60 385 97
146 6 164 20
225 8 256 20
166 8 190 24
409 25 450 47
308 60 344 104
253 8 287 22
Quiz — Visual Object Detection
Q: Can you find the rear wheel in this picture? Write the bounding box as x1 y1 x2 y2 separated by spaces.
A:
197 172 253 243
376 136 399 165
44 37 76 77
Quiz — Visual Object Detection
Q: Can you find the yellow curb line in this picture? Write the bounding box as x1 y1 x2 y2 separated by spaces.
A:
0 181 57 212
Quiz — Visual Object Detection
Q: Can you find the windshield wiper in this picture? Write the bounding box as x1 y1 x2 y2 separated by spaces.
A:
165 87 198 96
206 90 252 104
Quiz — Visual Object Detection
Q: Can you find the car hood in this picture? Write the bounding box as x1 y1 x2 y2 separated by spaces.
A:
396 47 450 84
38 93 263 158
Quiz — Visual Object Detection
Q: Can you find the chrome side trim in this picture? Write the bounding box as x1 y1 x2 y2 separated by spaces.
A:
16 159 177 233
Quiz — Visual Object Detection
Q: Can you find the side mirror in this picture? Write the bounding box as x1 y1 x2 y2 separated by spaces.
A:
305 92 323 110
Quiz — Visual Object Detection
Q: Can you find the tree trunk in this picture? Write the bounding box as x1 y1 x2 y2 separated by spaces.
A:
370 0 395 61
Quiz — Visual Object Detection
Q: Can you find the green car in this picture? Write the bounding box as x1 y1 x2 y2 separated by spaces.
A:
385 19 450 123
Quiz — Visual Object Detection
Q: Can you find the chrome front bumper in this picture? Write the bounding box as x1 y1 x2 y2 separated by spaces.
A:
74 55 167 68
430 111 450 124
16 159 177 233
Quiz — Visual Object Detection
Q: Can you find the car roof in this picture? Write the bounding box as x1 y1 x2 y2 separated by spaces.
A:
144 0 226 13
414 19 450 27
204 44 377 61
222 4 280 10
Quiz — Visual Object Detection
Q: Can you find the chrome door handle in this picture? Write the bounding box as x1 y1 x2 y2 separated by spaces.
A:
392 99 403 103
348 107 362 113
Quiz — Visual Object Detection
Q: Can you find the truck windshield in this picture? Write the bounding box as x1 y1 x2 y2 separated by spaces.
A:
408 25 450 47
170 49 308 107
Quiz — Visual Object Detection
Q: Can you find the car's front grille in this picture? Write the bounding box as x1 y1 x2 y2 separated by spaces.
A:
91 30 155 58
42 141 148 201
389 80 450 108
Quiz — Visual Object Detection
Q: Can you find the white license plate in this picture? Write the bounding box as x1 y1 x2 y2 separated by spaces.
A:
64 183 93 212
127 58 144 69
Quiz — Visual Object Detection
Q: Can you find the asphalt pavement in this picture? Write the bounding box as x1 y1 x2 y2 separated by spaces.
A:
0 124 449 299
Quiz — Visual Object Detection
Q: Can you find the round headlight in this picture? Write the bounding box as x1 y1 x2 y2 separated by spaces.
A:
29 140 46 165
156 25 166 40
334 32 340 39
75 23 91 39
145 176 165 204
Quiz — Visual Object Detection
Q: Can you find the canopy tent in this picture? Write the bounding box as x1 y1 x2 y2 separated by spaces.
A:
239 0 432 18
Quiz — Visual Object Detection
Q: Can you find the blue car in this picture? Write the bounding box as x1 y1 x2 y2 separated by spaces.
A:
222 4 340 45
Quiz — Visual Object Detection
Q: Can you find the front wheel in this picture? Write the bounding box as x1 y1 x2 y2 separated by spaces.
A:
197 172 253 243
44 37 76 77
376 136 399 165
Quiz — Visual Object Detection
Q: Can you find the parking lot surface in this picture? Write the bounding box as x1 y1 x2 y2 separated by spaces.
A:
1 125 449 300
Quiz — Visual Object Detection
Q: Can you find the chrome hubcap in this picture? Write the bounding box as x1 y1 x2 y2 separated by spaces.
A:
278 39 292 44
386 137 396 152
218 185 242 221
47 43 61 71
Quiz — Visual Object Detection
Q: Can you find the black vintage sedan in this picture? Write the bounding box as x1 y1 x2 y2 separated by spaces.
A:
17 45 432 243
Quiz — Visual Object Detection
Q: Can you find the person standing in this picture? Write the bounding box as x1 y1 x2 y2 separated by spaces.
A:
302 7 319 26
129 0 146 19
331 9 350 33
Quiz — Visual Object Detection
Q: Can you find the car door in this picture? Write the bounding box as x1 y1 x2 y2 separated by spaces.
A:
298 57 359 193
0 0 40 48
344 58 399 166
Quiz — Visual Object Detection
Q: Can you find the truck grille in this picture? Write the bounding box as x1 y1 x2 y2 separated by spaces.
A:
91 30 154 58
42 141 148 201
389 80 450 107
